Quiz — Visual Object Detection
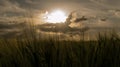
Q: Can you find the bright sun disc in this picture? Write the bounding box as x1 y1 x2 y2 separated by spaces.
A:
46 10 67 23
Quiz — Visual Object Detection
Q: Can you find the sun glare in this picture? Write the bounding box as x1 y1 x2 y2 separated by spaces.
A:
46 10 67 23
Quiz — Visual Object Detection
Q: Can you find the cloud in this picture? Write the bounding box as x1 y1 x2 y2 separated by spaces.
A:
90 0 120 9
0 0 119 39
108 9 120 18
0 0 26 13
0 0 50 23
0 22 26 38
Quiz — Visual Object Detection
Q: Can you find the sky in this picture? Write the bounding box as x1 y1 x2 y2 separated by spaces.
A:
0 0 120 39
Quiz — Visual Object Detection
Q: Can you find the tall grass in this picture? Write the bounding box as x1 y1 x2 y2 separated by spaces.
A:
0 25 120 67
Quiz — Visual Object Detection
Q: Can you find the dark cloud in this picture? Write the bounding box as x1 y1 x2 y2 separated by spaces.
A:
0 0 26 13
37 23 89 33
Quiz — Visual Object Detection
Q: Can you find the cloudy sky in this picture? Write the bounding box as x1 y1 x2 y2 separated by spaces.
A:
0 0 120 39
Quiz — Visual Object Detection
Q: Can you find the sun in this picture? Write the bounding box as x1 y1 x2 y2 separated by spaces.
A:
45 10 67 23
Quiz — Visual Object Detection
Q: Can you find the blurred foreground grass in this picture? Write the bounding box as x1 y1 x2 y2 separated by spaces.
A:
0 32 120 67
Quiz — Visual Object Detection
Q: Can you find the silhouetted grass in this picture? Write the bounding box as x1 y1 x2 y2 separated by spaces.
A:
0 25 120 67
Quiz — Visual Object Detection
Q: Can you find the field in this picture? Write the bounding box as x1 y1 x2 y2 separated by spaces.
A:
1 0 120 67
0 31 120 67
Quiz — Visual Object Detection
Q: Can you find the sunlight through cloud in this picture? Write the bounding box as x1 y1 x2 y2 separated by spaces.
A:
45 10 67 23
